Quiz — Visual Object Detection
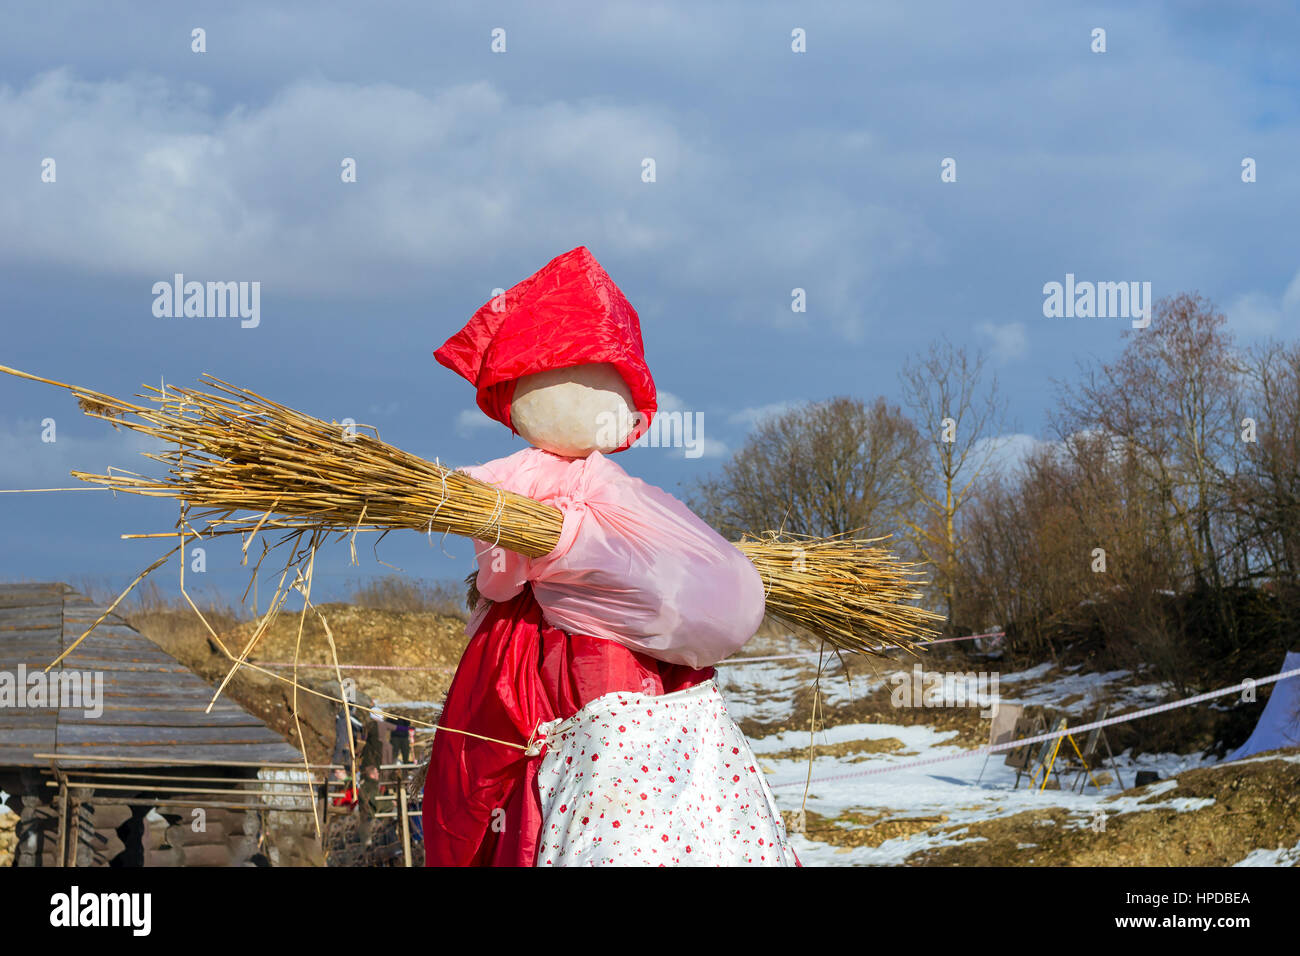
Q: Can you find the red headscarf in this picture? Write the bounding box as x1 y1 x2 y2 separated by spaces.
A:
434 247 657 452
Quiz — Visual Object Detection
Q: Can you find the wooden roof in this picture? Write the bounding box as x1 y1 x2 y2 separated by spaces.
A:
0 582 302 767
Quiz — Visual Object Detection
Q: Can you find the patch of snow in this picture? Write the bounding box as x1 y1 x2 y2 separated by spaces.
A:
752 716 1222 865
1067 779 1216 823
997 663 1056 684
748 720 956 755
716 660 807 725
817 667 890 709
717 651 1243 865
1228 750 1300 768
1233 837 1300 867
757 719 1099 865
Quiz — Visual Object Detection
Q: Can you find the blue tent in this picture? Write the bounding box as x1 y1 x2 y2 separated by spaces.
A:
1227 651 1300 761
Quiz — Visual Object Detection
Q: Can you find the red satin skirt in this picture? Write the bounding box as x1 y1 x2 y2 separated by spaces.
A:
421 587 712 866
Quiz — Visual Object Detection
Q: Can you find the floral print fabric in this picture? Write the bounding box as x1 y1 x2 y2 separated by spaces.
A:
534 680 797 866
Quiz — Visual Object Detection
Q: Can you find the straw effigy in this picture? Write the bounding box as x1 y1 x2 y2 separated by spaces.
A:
0 365 941 659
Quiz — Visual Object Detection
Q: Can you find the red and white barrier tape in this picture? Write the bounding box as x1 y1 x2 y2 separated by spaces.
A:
769 664 1300 789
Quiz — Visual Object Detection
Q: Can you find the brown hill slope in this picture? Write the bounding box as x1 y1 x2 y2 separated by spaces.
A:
124 604 469 763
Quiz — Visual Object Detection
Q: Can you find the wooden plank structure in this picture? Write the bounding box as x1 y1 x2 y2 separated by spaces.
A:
0 582 321 866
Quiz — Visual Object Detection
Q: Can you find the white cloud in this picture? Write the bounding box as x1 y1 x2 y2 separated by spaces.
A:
963 432 1054 484
0 70 702 296
0 69 931 340
630 390 727 459
454 408 497 436
655 390 686 413
976 322 1029 362
628 435 727 462
0 420 161 487
726 401 797 428
1226 270 1300 336
694 437 729 459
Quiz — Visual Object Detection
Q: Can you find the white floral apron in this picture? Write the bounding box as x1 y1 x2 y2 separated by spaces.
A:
533 680 798 866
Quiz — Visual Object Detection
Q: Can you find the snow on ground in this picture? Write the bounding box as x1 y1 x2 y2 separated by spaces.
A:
747 720 951 756
717 649 1228 866
1000 663 1172 716
1058 777 1217 824
715 648 898 713
997 662 1056 683
728 657 1175 719
815 665 891 709
756 718 1215 866
1234 836 1300 867
714 659 813 725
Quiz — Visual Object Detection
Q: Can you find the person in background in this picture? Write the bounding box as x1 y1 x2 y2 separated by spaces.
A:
370 705 394 767
360 717 384 773
357 764 381 845
333 698 365 769
391 716 412 764
332 769 358 809
319 766 344 807
410 804 423 843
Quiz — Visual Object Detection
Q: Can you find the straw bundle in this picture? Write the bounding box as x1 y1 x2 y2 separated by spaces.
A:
0 365 940 657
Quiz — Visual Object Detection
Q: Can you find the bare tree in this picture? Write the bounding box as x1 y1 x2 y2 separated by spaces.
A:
956 433 1198 689
1054 293 1242 642
945 292 1300 688
1234 341 1300 588
899 339 1005 627
690 396 922 542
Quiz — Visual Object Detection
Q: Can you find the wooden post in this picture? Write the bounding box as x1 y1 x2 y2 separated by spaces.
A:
66 786 82 868
1101 732 1126 790
398 772 411 868
55 777 69 868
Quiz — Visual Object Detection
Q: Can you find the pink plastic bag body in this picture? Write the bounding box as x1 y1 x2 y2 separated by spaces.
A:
461 447 764 668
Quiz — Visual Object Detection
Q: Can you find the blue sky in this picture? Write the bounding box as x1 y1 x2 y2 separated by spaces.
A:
1 1 1297 602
